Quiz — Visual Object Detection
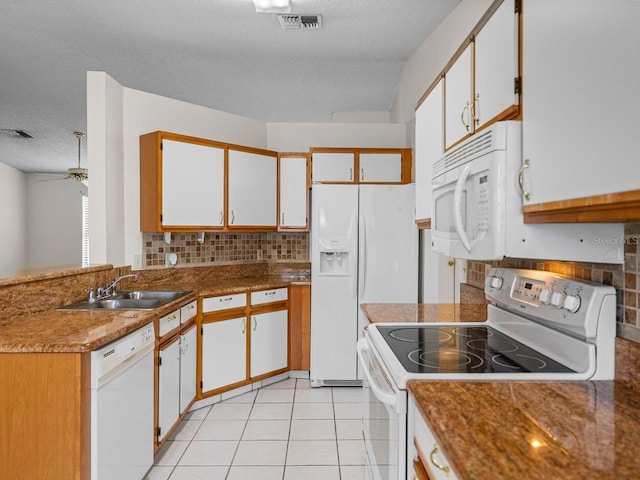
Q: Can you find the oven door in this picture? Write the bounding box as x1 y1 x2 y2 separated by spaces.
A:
431 149 506 260
357 338 406 480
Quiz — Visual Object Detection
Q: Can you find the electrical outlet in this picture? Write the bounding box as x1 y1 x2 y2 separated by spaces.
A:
257 249 263 261
133 254 142 270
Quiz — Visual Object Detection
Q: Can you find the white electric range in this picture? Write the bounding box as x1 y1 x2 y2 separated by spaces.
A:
356 268 617 480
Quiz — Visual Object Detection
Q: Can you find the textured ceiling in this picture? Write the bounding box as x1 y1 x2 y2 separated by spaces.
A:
0 0 460 174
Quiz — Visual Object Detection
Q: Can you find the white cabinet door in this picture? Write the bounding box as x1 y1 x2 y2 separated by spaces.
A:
474 0 518 130
358 153 402 183
162 139 225 227
179 325 197 414
228 150 277 227
158 337 181 443
415 79 443 221
444 44 473 150
311 152 355 183
201 318 247 392
279 156 308 228
522 0 640 204
250 310 288 378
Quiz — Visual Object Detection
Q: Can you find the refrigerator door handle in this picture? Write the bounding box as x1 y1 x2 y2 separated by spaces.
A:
351 213 358 300
359 214 366 298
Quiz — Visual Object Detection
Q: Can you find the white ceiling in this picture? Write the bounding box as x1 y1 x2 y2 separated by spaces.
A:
0 0 460 174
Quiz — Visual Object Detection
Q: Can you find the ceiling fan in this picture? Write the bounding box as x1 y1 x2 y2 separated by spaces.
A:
65 131 88 182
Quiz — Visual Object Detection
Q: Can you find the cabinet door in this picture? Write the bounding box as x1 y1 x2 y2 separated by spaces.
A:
201 317 247 392
415 79 443 221
358 153 402 183
279 156 308 229
158 337 181 443
444 44 473 150
311 152 355 183
162 139 225 227
179 325 197 414
228 150 277 227
250 310 288 378
522 0 640 204
474 0 518 130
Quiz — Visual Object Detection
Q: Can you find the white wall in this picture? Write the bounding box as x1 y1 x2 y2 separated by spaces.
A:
0 162 27 273
87 71 125 266
266 122 406 152
390 0 493 128
26 174 87 269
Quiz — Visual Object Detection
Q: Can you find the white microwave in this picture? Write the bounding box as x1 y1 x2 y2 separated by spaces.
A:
431 121 623 263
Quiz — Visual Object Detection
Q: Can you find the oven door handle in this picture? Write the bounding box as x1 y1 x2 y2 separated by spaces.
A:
453 163 472 252
357 339 398 408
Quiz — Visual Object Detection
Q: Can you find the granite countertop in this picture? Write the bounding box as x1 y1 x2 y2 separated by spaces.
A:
0 275 309 354
408 372 640 479
0 293 197 353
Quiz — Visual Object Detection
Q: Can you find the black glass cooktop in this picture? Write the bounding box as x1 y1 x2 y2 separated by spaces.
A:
377 325 575 374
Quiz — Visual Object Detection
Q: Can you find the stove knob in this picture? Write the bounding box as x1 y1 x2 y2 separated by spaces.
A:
563 294 581 313
488 276 503 289
539 289 553 304
550 291 566 308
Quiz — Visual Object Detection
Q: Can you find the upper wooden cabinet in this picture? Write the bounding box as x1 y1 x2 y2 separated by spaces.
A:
140 131 280 232
415 78 444 225
141 132 227 231
521 0 640 222
473 0 519 130
278 153 309 231
359 153 403 183
311 148 412 184
228 148 277 229
311 151 355 183
444 44 473 150
443 0 520 150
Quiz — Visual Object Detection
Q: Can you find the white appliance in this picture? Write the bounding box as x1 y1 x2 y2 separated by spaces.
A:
357 267 616 480
91 323 155 480
431 121 624 263
310 184 418 386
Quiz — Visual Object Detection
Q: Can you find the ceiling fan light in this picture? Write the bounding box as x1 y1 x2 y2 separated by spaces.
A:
252 0 290 13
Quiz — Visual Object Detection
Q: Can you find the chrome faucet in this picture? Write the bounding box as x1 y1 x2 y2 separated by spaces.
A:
97 273 139 300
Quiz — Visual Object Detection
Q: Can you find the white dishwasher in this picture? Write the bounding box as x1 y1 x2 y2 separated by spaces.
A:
91 323 155 480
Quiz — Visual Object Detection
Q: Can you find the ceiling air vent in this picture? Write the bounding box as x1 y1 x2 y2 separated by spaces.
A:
278 14 322 29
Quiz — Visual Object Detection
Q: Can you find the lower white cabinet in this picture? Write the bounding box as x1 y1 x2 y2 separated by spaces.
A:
201 317 247 392
158 324 197 443
158 337 180 443
179 326 197 413
250 309 288 378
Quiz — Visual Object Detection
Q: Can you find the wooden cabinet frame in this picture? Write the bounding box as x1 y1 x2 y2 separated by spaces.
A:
310 147 413 185
198 289 291 399
140 131 279 233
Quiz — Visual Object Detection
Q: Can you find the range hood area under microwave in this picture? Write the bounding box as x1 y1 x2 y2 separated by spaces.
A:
430 121 624 264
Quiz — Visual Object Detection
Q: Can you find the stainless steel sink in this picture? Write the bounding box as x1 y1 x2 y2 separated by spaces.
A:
59 290 190 311
116 290 189 301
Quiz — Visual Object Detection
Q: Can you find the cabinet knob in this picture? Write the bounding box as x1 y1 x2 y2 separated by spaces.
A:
361 168 365 181
219 211 224 225
461 102 470 132
231 210 235 224
281 212 285 225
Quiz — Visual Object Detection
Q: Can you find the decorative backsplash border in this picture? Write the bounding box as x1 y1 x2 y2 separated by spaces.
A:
467 224 640 343
143 232 309 268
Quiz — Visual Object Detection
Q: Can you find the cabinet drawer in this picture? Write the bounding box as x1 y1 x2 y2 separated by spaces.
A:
251 288 288 305
414 409 457 480
159 309 181 337
202 293 247 313
180 300 197 324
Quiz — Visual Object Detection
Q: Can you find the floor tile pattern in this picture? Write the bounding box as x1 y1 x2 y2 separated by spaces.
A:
146 379 366 480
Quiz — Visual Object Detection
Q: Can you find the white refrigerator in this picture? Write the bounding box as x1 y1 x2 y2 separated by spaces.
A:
310 184 418 386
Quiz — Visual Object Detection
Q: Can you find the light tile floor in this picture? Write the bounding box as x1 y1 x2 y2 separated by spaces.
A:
146 379 367 480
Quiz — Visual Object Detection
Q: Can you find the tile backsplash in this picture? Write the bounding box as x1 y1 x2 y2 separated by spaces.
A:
143 232 309 268
467 224 640 343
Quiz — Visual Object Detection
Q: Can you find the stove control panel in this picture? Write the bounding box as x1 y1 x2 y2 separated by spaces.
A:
485 268 616 339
